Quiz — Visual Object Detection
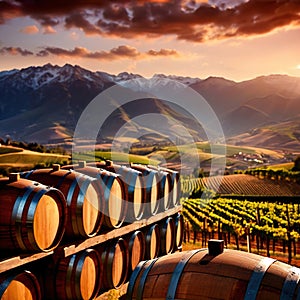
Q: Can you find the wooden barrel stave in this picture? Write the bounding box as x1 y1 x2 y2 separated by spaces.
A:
107 165 143 221
0 270 42 300
20 167 102 237
96 169 127 229
63 163 128 229
173 213 184 251
127 248 300 300
159 217 175 255
147 165 173 211
98 162 145 222
130 164 160 217
144 224 160 260
126 231 146 276
44 249 101 300
96 238 129 291
0 177 67 252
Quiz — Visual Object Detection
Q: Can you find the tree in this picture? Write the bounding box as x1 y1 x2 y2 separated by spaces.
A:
292 156 300 171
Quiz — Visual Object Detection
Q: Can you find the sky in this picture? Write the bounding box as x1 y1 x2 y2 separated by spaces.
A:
0 0 300 81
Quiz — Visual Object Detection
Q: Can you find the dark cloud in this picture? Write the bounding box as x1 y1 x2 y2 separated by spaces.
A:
147 49 179 56
1 0 300 41
35 45 180 60
65 13 103 35
36 46 138 60
0 47 33 56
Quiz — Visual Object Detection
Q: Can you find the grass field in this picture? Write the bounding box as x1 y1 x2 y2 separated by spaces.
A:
0 146 69 168
72 151 160 165
265 162 294 171
0 145 23 155
162 142 283 159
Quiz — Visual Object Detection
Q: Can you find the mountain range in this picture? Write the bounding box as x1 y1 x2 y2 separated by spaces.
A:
0 63 299 152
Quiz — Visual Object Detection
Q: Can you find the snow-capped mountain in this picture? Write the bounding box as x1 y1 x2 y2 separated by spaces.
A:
153 73 201 86
0 63 300 150
0 64 205 144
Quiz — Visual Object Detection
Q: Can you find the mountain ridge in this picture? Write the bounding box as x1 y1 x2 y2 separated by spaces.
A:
0 64 300 151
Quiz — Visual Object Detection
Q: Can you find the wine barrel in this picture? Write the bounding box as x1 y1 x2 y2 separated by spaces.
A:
155 166 180 207
173 213 184 251
126 231 146 276
89 161 145 222
130 164 159 217
144 224 160 260
0 270 41 300
0 174 67 252
20 165 103 238
159 217 175 255
96 238 129 290
147 165 173 211
62 162 127 229
127 241 300 300
45 249 101 300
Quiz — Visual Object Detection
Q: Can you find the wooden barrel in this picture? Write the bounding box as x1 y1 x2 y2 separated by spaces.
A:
144 224 160 260
147 166 173 211
173 213 184 251
0 174 67 252
127 243 300 300
46 249 101 300
126 231 146 276
89 161 145 222
62 162 127 229
97 238 129 290
130 164 159 217
0 270 41 300
159 217 175 255
20 165 103 238
156 167 180 207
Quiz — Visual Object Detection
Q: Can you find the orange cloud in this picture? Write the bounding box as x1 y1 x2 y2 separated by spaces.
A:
20 25 39 34
43 25 56 34
36 45 180 60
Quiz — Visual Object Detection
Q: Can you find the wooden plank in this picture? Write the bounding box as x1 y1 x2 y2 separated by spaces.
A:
63 206 182 257
0 251 53 274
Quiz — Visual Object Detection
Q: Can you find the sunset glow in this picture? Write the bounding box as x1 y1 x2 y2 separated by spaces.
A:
0 0 300 81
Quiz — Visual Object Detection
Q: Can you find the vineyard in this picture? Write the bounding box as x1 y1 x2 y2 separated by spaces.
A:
181 174 300 199
182 198 300 264
181 171 300 265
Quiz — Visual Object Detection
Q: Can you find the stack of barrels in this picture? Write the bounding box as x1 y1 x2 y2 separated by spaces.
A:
0 161 183 300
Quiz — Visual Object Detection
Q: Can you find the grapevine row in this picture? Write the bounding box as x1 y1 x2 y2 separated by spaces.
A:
182 198 300 241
